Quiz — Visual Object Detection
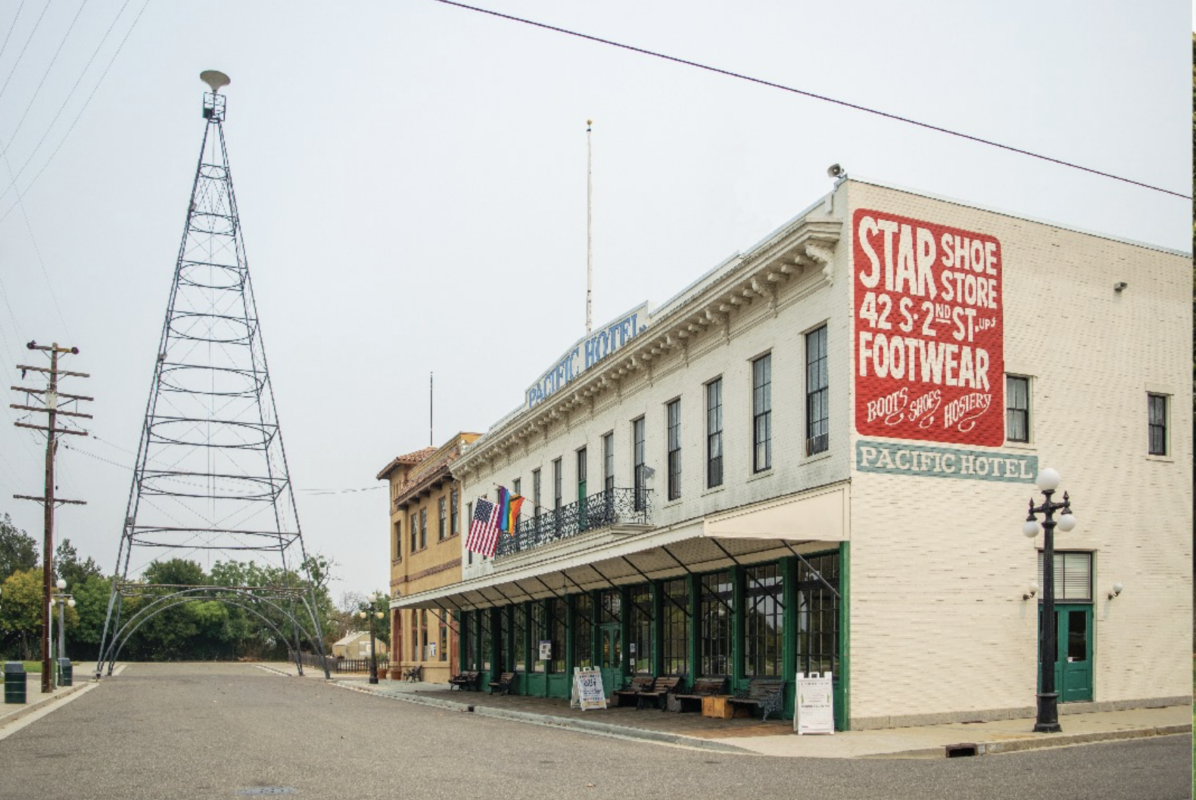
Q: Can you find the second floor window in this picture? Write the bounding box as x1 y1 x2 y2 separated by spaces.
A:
1148 393 1168 455
419 507 427 550
633 417 646 511
513 478 522 526
532 468 542 522
603 432 614 492
409 514 417 553
806 326 829 455
438 497 447 540
450 489 460 535
707 378 723 488
1006 375 1030 443
553 459 563 530
667 399 681 500
392 520 401 560
752 355 772 472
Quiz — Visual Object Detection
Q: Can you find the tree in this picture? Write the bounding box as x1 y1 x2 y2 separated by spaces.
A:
0 514 38 584
54 538 102 590
0 569 43 659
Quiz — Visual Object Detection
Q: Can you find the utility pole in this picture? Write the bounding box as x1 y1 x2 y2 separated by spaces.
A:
12 341 91 693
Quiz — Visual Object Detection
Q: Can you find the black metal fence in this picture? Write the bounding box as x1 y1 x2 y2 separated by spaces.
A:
299 652 390 674
496 487 652 558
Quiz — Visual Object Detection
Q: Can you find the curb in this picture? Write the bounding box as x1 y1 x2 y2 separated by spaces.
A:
872 723 1194 759
330 680 753 754
305 674 1193 761
0 681 92 728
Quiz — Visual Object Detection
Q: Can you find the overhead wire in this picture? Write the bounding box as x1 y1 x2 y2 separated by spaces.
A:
431 0 1190 200
0 1 29 66
0 0 88 156
0 0 151 225
0 0 51 103
0 0 132 185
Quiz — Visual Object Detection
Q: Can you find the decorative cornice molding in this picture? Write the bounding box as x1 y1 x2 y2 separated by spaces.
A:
454 213 842 475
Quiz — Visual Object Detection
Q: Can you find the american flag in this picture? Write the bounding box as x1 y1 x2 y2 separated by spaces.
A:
466 497 501 558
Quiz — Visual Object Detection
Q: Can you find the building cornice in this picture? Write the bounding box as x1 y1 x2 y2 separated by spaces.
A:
453 212 842 481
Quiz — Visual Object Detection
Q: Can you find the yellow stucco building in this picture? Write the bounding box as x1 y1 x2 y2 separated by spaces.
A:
378 432 481 682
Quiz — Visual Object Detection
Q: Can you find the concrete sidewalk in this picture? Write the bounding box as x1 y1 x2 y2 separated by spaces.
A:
0 672 94 728
256 662 1192 759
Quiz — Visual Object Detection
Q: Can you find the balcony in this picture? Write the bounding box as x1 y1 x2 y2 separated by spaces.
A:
495 487 653 558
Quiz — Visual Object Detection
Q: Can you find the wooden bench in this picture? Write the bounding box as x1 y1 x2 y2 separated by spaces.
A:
402 665 422 682
634 675 681 710
488 671 517 695
669 677 726 713
610 676 654 708
448 670 480 691
727 679 785 721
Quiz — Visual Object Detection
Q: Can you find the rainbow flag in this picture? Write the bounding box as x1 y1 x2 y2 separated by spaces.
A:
496 486 525 534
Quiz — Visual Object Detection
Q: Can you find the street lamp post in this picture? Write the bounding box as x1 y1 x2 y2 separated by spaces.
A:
1022 467 1077 734
358 592 385 685
47 579 74 689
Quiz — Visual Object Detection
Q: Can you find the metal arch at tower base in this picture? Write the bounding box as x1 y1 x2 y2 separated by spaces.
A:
96 82 330 679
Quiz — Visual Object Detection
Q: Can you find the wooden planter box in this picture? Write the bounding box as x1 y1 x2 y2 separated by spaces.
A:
701 695 735 719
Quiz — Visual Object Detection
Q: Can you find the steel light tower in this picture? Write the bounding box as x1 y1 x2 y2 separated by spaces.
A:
96 72 328 678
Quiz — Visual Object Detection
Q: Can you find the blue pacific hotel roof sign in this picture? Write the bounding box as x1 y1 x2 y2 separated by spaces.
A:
526 303 650 411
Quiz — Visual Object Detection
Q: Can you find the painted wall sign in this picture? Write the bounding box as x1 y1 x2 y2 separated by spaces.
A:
853 210 1004 446
856 439 1037 482
526 303 649 410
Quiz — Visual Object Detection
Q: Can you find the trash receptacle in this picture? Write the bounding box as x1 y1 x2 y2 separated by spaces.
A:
58 658 72 687
4 662 26 704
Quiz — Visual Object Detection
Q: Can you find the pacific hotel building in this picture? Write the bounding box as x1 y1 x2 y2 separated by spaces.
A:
388 178 1191 730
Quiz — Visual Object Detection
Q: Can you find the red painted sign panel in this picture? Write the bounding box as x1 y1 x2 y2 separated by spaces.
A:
853 209 1004 447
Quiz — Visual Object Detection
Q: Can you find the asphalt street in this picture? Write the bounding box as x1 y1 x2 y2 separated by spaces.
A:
0 663 1189 800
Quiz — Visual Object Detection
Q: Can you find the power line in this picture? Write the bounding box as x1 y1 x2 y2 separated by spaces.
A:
431 0 1190 201
0 0 88 157
0 0 52 103
0 0 151 225
0 0 134 202
0 1 29 66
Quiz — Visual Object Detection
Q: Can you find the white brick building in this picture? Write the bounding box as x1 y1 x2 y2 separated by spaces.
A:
392 178 1191 730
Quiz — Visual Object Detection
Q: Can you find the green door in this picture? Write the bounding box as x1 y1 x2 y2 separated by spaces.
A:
599 622 622 693
1039 604 1093 703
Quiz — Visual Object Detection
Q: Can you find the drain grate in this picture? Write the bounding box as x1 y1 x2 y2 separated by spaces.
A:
237 788 297 795
945 743 978 758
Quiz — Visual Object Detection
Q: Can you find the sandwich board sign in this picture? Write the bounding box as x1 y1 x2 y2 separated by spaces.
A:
795 672 834 735
571 667 608 711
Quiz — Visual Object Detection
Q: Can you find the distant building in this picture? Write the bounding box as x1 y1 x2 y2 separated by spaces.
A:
391 178 1190 729
378 433 482 682
332 631 389 660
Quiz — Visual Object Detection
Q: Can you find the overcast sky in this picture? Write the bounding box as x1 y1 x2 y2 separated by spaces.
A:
0 1 1189 602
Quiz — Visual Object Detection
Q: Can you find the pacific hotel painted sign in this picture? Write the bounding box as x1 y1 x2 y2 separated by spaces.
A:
525 303 650 410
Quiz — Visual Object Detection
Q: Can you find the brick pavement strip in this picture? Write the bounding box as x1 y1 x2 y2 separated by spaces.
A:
0 663 1188 800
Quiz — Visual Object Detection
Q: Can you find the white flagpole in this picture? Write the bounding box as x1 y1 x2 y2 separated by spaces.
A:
586 119 593 335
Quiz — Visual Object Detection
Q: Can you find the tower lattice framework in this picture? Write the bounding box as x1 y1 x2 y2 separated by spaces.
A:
97 82 328 677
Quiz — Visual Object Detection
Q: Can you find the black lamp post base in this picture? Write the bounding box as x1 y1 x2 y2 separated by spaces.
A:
1033 693 1061 733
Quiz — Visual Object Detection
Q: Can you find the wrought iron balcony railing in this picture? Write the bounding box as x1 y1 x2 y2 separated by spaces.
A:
495 487 652 558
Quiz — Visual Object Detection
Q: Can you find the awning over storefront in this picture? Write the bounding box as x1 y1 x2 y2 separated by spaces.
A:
392 482 849 612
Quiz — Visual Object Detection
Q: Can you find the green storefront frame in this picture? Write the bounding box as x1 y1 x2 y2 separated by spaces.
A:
455 542 850 729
